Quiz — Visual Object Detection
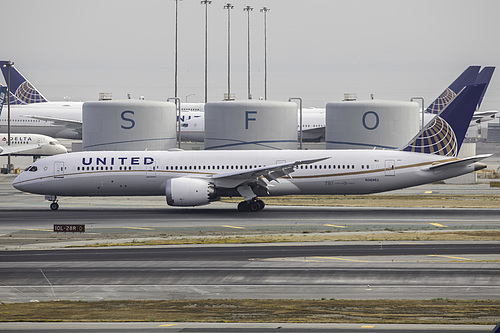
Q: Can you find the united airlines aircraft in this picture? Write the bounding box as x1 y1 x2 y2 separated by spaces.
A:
13 84 489 211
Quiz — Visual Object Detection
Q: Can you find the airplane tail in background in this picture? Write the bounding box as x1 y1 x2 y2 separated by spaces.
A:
401 83 486 157
425 66 480 114
474 66 495 110
0 61 48 105
0 85 7 115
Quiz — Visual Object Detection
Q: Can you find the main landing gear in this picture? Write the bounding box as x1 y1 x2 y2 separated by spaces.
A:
237 199 265 212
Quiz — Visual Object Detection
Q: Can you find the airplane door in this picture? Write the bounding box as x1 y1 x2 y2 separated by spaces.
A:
54 162 64 178
385 160 395 176
146 162 157 178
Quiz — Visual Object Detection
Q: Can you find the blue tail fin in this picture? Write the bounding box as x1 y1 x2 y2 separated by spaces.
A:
474 66 495 110
0 61 48 105
0 85 7 116
425 66 480 114
401 83 486 157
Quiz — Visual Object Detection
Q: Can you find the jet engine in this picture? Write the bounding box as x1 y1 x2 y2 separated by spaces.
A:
165 178 215 206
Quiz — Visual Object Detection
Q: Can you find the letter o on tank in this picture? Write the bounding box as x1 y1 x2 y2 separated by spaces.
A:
362 111 379 130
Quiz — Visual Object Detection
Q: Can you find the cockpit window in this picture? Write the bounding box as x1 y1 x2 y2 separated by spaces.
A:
49 141 57 145
25 166 38 172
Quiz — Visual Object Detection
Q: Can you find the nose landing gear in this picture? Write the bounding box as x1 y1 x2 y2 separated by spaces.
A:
45 195 59 210
237 199 265 212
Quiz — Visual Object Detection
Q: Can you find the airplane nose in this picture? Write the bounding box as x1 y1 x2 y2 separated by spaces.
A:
12 174 24 191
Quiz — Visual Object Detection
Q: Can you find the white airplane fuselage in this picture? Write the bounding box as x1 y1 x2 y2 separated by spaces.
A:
13 149 481 200
0 102 83 139
0 133 67 156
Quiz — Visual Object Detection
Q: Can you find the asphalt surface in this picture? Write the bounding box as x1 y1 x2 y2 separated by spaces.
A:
0 322 497 333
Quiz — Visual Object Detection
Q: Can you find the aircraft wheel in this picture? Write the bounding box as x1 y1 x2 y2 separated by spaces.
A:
238 201 250 212
249 201 261 212
256 199 265 210
50 202 59 211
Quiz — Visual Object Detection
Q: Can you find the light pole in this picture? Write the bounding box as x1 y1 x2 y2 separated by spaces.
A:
201 0 212 103
174 0 183 98
3 61 13 172
260 7 270 100
244 5 253 100
224 3 234 100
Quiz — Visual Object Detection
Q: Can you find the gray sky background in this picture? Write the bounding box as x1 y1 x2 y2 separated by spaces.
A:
3 0 500 110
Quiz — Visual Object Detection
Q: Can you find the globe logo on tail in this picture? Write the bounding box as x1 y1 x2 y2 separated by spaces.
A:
403 116 458 157
14 81 47 104
426 88 456 115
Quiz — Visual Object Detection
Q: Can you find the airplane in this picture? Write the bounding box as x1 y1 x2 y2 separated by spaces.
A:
0 86 67 157
178 66 497 143
424 65 496 124
180 107 327 143
0 133 67 157
0 61 208 140
12 83 490 212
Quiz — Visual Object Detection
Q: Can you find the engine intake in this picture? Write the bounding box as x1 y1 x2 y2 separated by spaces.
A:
165 178 215 206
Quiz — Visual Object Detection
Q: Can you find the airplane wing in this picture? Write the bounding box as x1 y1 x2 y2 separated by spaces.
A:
210 156 330 189
428 154 491 171
0 143 42 155
22 115 82 134
472 110 498 123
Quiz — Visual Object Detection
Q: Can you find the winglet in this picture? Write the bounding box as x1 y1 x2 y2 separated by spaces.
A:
401 83 486 157
0 61 48 105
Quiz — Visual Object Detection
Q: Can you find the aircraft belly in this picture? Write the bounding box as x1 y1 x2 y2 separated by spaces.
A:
40 174 166 196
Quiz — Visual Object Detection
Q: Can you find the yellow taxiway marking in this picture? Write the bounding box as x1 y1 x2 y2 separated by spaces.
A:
428 255 472 260
314 256 370 263
424 191 433 194
361 325 375 328
24 229 52 232
324 224 346 228
157 324 179 327
221 225 245 229
429 223 447 227
122 227 154 230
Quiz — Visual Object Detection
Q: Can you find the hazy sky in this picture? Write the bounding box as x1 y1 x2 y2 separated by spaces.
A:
3 0 500 109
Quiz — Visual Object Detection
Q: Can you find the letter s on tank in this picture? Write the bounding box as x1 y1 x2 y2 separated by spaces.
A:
121 110 135 129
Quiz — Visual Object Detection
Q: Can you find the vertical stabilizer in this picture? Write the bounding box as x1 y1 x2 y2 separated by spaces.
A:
0 61 48 105
425 66 480 114
474 66 495 110
402 83 486 157
0 85 7 115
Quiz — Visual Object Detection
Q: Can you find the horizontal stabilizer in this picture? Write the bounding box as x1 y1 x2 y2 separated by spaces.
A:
428 154 491 171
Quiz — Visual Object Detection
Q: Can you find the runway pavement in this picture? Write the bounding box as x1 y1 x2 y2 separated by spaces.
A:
0 171 499 328
0 243 499 302
0 322 497 332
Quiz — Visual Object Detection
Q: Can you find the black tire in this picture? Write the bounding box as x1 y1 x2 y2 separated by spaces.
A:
256 199 265 210
249 201 260 212
50 202 59 211
238 201 250 212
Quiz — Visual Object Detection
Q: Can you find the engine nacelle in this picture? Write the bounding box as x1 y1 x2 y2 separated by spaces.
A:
165 177 215 206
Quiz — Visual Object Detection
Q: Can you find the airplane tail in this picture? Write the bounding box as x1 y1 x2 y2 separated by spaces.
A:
474 66 495 110
0 85 7 115
425 66 480 114
0 61 48 105
401 83 486 157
